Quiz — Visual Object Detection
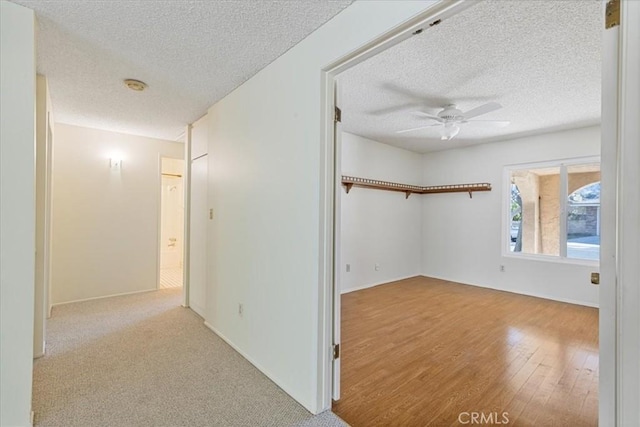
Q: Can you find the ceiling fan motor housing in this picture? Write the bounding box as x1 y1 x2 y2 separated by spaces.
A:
438 104 464 121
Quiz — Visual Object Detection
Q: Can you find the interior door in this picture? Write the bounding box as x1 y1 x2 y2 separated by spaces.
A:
332 81 342 401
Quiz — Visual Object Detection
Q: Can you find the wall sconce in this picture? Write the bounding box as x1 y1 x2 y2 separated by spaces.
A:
110 158 122 171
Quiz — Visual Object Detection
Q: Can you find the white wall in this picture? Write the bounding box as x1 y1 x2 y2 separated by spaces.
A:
204 0 437 413
421 126 601 307
340 132 422 293
51 124 183 304
0 2 36 425
190 114 208 160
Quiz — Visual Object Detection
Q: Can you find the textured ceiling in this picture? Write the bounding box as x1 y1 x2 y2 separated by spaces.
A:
12 0 353 140
338 0 602 153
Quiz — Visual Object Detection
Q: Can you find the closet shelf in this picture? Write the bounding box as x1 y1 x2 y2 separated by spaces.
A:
341 176 491 199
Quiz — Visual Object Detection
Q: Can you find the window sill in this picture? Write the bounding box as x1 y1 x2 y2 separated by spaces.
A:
501 252 599 267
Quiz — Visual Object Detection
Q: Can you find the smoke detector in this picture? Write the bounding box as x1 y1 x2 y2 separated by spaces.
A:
124 79 147 92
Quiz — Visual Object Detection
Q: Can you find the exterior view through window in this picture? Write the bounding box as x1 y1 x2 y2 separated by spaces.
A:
508 160 600 261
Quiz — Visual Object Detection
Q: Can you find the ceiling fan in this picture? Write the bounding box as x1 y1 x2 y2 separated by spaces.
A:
396 101 510 141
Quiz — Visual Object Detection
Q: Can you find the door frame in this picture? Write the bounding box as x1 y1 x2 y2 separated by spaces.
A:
609 1 639 424
318 0 478 412
317 0 636 423
182 124 192 308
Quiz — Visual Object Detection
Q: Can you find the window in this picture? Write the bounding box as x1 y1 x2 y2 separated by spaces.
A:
506 158 600 263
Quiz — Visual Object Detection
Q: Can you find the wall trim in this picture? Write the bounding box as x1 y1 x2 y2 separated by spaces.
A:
202 321 317 414
190 304 205 319
421 273 599 308
51 288 157 307
341 275 421 294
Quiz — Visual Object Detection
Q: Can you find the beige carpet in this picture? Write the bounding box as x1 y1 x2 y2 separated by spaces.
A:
33 289 347 427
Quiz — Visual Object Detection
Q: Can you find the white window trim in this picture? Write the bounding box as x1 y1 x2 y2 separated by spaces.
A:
502 155 601 265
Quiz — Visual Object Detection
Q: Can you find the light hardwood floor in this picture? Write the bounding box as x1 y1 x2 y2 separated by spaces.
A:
332 276 598 427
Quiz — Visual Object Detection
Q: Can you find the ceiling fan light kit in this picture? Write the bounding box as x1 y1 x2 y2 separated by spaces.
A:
440 122 460 141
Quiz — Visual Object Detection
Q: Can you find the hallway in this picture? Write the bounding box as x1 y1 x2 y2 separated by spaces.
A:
33 289 346 427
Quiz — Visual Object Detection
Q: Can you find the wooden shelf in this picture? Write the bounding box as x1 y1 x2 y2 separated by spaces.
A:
341 176 491 199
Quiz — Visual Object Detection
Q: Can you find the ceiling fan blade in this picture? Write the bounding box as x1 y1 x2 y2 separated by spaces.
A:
414 111 445 122
461 102 502 119
464 120 511 128
396 124 441 134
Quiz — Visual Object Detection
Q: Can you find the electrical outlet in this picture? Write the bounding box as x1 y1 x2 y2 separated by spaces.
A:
375 263 380 271
238 303 243 317
346 264 351 272
500 265 505 272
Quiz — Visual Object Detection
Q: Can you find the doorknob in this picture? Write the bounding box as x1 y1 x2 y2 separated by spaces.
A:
591 272 600 285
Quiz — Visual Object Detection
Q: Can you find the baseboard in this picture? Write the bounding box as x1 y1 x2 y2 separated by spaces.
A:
341 275 421 294
422 273 599 308
33 351 44 359
203 321 316 414
51 288 157 307
190 303 205 318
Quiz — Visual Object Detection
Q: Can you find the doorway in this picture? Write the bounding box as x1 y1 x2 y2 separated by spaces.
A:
322 0 616 425
159 157 185 289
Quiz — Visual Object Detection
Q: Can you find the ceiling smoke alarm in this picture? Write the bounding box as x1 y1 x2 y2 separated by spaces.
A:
124 79 147 92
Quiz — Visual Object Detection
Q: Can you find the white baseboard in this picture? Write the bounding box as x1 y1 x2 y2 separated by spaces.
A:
202 321 318 414
51 288 157 307
422 273 599 308
341 275 420 294
33 350 44 359
190 303 205 318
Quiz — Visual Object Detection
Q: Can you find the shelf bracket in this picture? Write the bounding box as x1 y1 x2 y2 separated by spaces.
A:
344 182 354 194
405 191 412 199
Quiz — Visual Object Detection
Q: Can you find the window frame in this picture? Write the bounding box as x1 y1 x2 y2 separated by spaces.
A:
502 155 601 266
